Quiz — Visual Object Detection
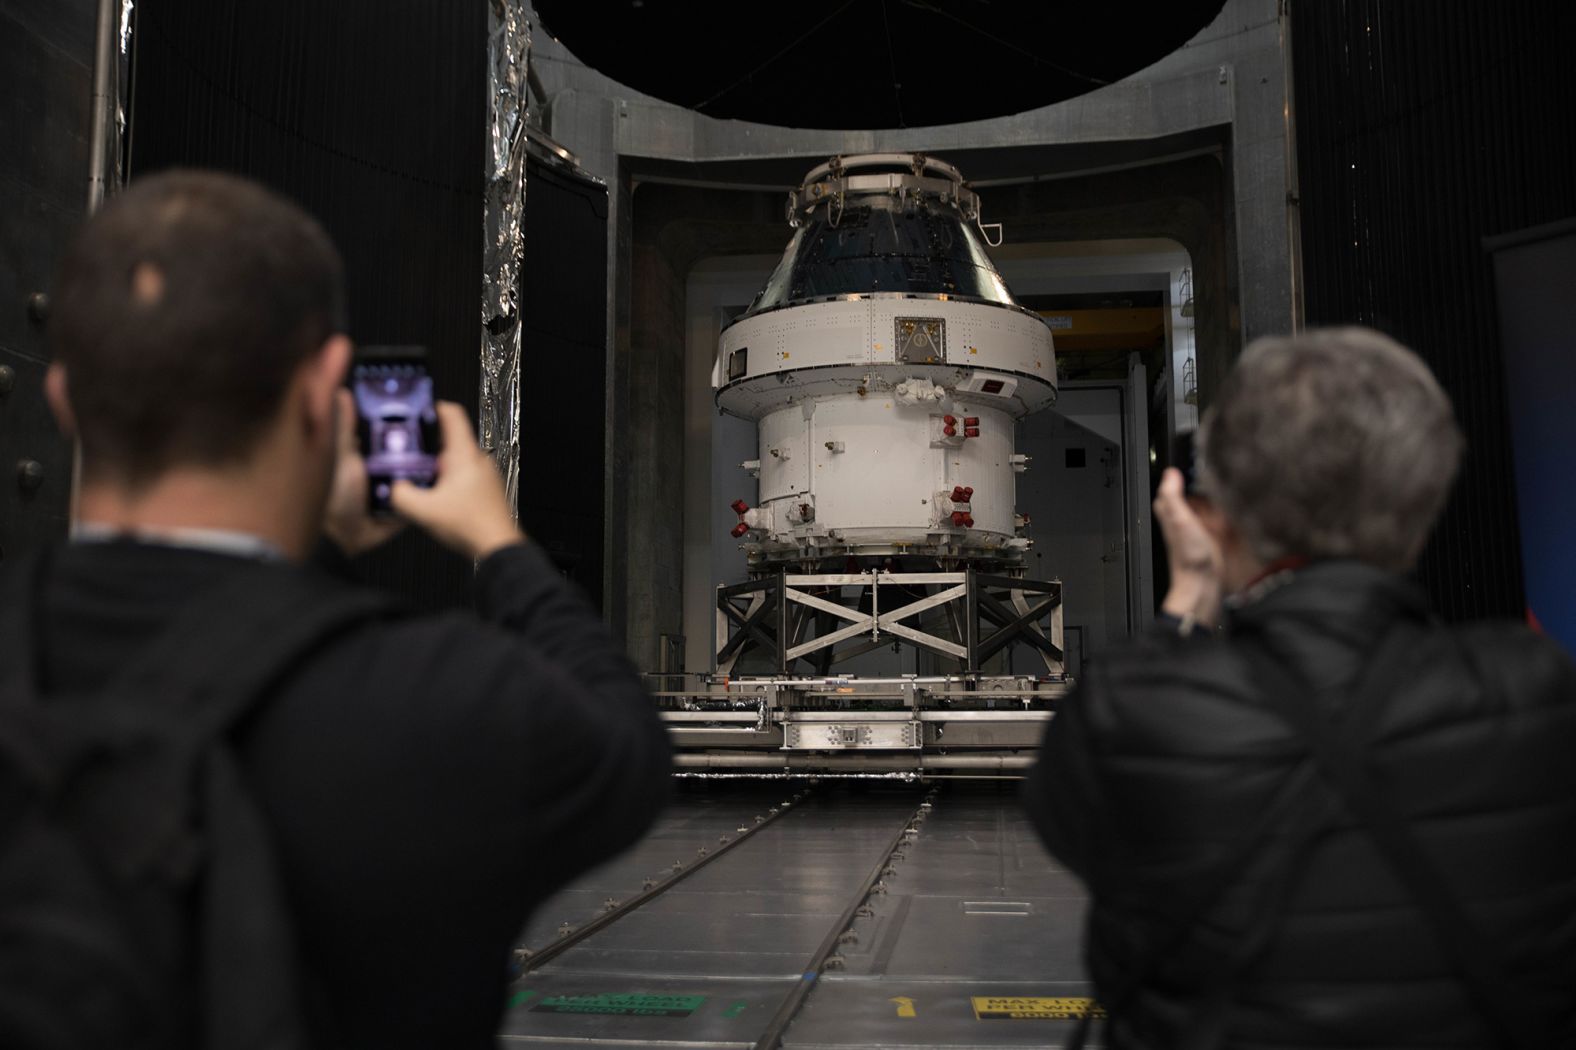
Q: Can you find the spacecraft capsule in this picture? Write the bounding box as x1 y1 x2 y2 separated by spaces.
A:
712 153 1057 568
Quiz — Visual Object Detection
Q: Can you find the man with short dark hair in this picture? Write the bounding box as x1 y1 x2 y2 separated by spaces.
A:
10 170 672 1048
1025 327 1576 1048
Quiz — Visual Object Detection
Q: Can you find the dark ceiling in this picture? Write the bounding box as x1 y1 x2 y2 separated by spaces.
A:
533 0 1229 130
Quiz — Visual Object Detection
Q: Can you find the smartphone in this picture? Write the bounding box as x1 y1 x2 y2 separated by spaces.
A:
1171 429 1201 497
351 346 440 513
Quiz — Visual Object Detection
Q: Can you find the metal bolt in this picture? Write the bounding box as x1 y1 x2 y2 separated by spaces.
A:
671 861 684 871
872 881 888 895
824 954 846 971
718 835 731 844
755 815 766 823
603 897 619 911
855 905 874 918
26 292 48 324
16 460 44 493
0 364 14 395
696 846 708 857
838 930 858 945
737 825 749 834
642 878 656 890
557 922 574 938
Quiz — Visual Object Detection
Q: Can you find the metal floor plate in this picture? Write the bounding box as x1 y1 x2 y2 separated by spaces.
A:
504 783 1093 1048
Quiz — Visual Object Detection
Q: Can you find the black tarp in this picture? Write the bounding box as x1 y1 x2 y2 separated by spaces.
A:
128 0 487 608
518 157 607 612
1292 0 1576 621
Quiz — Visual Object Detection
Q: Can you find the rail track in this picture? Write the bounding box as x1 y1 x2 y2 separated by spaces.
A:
500 782 1095 1048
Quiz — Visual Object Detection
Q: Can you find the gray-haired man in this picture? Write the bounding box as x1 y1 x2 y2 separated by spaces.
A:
1025 327 1576 1049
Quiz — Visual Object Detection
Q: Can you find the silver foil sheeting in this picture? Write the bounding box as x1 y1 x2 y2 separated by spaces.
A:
481 0 530 516
115 0 133 181
87 0 128 211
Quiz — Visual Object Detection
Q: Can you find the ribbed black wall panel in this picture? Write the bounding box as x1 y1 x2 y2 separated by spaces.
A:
1292 0 1576 621
128 0 485 608
518 158 607 611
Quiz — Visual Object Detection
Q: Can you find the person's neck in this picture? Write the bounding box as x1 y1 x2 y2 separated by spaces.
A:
76 463 312 562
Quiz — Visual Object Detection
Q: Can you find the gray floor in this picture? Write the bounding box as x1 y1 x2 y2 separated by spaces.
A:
502 782 1093 1048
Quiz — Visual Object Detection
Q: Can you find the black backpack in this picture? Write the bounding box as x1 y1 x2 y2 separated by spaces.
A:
0 548 395 1050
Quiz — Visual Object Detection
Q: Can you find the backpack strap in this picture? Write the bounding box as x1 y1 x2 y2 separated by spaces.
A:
0 550 63 793
1241 629 1550 1050
0 546 401 1050
0 548 52 700
1175 625 1422 1050
1063 624 1419 1050
101 559 402 1050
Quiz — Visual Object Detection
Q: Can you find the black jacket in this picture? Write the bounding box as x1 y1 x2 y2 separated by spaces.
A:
28 539 672 1050
1025 561 1576 1048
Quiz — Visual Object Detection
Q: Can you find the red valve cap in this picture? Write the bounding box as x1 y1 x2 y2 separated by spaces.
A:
730 522 750 538
965 427 980 438
730 499 749 515
963 514 975 528
950 511 968 527
963 486 974 499
964 416 979 426
949 486 966 502
943 425 956 437
943 414 956 425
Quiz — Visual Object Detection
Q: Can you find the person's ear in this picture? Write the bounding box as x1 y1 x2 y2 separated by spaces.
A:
299 335 352 442
44 362 77 438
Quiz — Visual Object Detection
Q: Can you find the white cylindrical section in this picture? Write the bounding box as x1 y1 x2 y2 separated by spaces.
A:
716 295 1055 557
755 393 1016 546
715 297 1056 415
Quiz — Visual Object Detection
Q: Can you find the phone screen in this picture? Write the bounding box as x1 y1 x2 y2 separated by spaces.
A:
352 349 439 513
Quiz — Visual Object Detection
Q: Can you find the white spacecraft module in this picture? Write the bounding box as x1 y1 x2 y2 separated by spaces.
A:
666 154 1068 776
714 153 1057 566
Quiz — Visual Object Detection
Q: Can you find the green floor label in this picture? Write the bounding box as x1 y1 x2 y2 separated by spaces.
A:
531 993 707 1017
971 996 1104 1020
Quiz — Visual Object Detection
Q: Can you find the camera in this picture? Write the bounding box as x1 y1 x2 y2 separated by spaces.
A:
1171 429 1201 497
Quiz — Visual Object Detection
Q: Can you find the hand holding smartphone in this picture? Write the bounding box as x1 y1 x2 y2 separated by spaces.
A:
330 345 522 560
351 346 441 514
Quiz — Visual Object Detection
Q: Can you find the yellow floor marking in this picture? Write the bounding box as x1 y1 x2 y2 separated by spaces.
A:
890 996 917 1018
970 996 1105 1020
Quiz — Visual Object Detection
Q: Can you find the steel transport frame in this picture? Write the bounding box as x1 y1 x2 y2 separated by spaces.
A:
713 568 1065 676
654 568 1069 775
